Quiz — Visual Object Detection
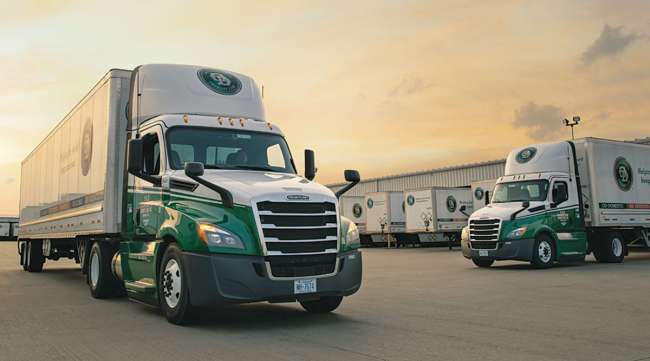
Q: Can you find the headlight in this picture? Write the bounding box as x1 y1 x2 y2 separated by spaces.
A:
197 223 245 249
461 226 470 241
345 222 361 248
507 226 528 239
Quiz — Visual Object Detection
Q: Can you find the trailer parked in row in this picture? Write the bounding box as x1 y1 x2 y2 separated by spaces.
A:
364 192 412 246
339 196 371 245
462 138 650 268
0 217 19 241
17 64 362 324
404 188 472 249
470 179 496 214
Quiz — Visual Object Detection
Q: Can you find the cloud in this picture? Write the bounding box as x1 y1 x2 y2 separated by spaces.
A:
389 76 434 97
512 101 564 140
581 24 640 65
4 177 15 185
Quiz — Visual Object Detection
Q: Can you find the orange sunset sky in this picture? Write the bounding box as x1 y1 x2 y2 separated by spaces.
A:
1 0 649 216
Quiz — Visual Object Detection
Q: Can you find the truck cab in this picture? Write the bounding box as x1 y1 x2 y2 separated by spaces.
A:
462 142 586 268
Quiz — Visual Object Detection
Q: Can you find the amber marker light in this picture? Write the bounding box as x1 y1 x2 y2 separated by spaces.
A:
240 118 245 127
183 115 189 123
267 122 273 130
217 116 223 125
229 118 235 126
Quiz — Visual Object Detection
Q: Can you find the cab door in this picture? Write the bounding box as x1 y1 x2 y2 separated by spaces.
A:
122 126 166 303
548 177 586 258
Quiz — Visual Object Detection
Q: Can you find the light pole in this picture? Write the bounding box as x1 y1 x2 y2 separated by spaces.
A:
563 116 581 140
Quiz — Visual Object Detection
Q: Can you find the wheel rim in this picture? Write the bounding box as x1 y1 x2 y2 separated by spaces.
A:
90 251 99 288
162 259 182 309
538 240 552 264
612 237 623 257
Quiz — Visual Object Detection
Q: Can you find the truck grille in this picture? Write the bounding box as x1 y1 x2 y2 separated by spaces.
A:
469 219 501 241
255 200 339 278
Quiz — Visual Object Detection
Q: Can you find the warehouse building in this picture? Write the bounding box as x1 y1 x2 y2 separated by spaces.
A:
327 136 650 195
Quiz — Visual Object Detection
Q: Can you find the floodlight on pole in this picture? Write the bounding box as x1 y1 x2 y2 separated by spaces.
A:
563 116 580 140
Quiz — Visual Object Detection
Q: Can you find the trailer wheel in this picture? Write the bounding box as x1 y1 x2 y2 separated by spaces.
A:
25 240 45 273
300 296 343 313
531 234 555 269
472 258 494 268
159 244 195 325
594 232 625 263
87 242 124 299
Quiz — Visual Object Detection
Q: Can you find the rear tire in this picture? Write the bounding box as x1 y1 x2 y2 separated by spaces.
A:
531 234 555 269
25 240 45 273
472 258 494 268
593 232 625 263
87 242 124 299
159 244 195 325
300 296 343 313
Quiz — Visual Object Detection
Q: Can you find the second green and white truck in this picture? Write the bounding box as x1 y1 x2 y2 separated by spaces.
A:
17 64 363 324
462 138 650 268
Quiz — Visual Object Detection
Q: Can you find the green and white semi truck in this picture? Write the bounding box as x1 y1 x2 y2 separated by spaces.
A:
17 64 362 324
462 138 650 268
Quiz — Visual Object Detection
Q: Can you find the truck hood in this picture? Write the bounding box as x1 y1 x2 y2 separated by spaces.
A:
470 201 546 221
172 170 337 206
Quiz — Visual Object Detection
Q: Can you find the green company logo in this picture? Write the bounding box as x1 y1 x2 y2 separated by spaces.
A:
198 69 242 95
81 118 93 176
614 157 633 191
474 187 484 200
407 195 415 206
367 198 374 209
352 203 363 218
446 195 457 213
516 147 537 164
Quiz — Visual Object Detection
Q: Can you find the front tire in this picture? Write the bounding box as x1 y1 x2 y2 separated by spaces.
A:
87 242 124 299
300 296 343 313
25 240 45 273
472 258 494 268
159 244 195 325
593 232 625 263
531 234 555 269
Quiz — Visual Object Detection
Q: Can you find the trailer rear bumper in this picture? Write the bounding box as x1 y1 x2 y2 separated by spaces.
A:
182 250 362 307
462 238 535 262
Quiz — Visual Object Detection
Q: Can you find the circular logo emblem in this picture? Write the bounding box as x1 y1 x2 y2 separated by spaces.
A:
613 157 633 191
367 198 374 209
446 195 457 213
516 147 537 164
198 69 242 95
352 203 363 218
407 195 415 206
81 118 93 176
474 187 484 200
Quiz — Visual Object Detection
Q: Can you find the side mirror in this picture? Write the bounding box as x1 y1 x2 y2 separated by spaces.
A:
184 162 205 177
304 149 316 181
552 186 568 206
344 169 360 183
127 138 144 175
335 169 361 198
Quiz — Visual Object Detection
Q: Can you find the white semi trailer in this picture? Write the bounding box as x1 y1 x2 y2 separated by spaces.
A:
339 196 371 245
404 188 472 249
364 192 409 246
470 179 497 213
0 217 19 241
462 138 650 268
17 64 363 324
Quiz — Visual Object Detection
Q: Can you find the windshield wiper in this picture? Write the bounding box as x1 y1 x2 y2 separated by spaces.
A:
231 165 276 172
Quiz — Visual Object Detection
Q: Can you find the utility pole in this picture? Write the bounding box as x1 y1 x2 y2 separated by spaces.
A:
563 116 581 140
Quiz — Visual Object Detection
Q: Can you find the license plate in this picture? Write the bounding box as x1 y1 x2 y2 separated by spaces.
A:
294 278 317 294
479 250 489 257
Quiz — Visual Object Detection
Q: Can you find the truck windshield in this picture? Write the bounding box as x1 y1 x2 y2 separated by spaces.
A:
166 127 296 174
491 180 549 203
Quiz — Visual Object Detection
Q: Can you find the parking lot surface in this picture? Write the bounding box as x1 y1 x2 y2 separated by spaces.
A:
1 242 649 361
